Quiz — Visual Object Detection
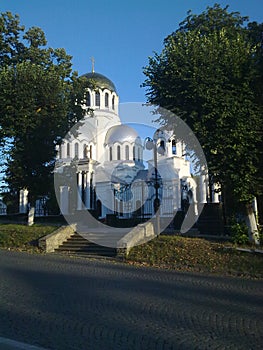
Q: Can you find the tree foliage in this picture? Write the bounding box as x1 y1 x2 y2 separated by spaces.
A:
0 12 86 205
143 4 263 207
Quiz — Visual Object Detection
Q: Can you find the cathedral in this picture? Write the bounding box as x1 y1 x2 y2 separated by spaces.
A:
18 68 217 230
53 69 214 225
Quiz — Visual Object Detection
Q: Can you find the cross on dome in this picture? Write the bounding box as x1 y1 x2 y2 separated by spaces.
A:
91 56 95 73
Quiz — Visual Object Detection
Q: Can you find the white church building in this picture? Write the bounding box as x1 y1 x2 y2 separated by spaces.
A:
53 70 217 223
19 69 219 227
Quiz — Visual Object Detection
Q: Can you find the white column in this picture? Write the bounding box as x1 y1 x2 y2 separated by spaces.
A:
188 178 198 216
77 172 83 210
91 91 95 107
19 189 28 214
85 171 90 209
101 91 105 109
198 175 207 203
115 94 119 115
61 143 67 159
212 183 220 203
28 207 35 226
252 197 258 224
82 172 86 197
60 186 69 215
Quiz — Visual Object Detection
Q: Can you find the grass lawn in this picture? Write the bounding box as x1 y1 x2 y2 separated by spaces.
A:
0 224 262 278
0 224 57 252
127 235 263 278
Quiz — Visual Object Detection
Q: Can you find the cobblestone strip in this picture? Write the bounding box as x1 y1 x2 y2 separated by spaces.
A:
0 250 262 350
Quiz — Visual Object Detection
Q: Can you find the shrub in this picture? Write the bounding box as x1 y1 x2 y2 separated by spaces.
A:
230 222 249 245
258 226 263 246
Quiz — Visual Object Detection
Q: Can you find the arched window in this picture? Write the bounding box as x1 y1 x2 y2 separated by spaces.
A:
96 200 102 217
89 145 92 159
74 143 79 158
133 146 135 161
109 147 112 161
83 144 87 158
95 91 100 106
105 92 109 107
112 96 115 110
138 148 140 161
67 143 70 157
181 141 184 156
159 140 165 155
86 92 91 106
125 145 129 160
172 140 176 155
117 145 121 160
119 200 123 217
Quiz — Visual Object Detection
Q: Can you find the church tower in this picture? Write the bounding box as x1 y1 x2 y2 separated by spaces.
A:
80 68 121 164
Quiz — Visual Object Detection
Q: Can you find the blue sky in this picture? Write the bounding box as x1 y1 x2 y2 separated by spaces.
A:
0 0 262 103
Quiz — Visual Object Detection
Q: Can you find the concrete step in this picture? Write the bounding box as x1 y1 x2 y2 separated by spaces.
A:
56 249 116 257
60 241 89 247
57 251 117 259
55 232 117 257
56 244 114 251
66 235 88 240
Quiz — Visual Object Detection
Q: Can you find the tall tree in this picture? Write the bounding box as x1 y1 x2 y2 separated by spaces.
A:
0 12 85 223
143 4 263 244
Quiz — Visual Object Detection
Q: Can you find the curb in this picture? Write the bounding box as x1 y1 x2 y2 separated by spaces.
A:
0 337 49 350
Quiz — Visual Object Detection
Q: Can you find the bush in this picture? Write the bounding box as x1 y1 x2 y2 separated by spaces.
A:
258 226 263 246
230 222 249 245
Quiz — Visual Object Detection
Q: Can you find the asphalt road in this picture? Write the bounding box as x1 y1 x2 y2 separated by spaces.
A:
0 250 262 350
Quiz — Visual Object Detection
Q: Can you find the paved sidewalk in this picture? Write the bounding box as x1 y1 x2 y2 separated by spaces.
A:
0 250 262 350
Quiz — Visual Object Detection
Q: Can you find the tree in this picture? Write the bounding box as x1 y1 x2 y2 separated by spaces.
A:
0 12 86 224
143 4 263 244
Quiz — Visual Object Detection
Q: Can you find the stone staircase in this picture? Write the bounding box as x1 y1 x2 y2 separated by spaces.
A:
54 232 117 258
196 203 225 236
162 204 226 238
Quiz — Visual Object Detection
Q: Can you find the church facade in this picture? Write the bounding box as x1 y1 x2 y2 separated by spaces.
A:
18 70 218 225
53 70 216 223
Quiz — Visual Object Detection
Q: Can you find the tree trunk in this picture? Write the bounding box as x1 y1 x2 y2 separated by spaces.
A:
27 205 35 226
245 202 260 245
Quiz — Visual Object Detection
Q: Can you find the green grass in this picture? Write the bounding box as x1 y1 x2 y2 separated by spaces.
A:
127 235 263 278
1 224 262 278
0 224 57 252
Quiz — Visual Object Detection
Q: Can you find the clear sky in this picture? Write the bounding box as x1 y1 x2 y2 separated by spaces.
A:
0 0 262 103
